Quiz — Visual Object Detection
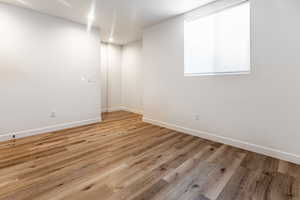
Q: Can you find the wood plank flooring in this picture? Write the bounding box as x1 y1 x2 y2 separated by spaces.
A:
0 111 299 200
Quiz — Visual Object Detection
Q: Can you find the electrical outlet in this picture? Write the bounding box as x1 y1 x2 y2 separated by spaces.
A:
195 115 200 121
50 111 56 118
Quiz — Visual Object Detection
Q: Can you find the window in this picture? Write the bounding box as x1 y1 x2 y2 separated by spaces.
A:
184 2 250 76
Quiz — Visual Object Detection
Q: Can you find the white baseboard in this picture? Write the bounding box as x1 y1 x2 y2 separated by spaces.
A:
102 106 143 115
0 134 14 143
120 106 143 115
102 107 122 113
0 117 101 142
143 117 300 165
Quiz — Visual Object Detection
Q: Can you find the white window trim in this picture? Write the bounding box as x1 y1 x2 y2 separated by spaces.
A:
184 0 251 77
184 71 251 77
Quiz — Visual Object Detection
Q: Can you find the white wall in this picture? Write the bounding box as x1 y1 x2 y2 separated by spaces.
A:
100 40 143 114
101 43 122 112
121 40 143 114
0 3 101 140
143 0 300 164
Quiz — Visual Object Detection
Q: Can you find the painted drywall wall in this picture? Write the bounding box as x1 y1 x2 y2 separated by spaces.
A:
100 41 143 114
142 0 300 164
121 40 143 114
0 3 101 140
101 43 123 112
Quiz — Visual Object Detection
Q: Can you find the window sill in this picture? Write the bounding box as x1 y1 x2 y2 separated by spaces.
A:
184 71 251 77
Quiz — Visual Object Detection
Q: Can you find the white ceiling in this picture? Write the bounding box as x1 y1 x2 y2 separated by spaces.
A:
0 0 214 45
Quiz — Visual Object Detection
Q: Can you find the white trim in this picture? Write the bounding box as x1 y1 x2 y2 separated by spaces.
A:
102 106 143 114
0 117 101 142
0 134 14 143
102 107 122 113
120 106 143 115
184 71 251 77
143 117 300 165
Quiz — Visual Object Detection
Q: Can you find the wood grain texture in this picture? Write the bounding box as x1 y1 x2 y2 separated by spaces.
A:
0 111 299 200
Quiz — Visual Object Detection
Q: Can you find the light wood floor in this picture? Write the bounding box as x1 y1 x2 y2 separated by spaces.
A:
0 111 299 200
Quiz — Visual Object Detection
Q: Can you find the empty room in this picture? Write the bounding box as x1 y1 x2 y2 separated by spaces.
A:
1 0 300 199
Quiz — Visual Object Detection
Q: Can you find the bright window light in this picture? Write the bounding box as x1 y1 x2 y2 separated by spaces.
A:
184 2 250 76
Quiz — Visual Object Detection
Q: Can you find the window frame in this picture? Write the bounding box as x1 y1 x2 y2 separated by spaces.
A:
184 1 251 77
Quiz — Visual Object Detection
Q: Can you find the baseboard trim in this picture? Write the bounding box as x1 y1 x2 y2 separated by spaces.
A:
102 106 143 115
143 117 300 165
0 117 101 142
120 106 143 115
0 134 14 143
102 107 122 113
